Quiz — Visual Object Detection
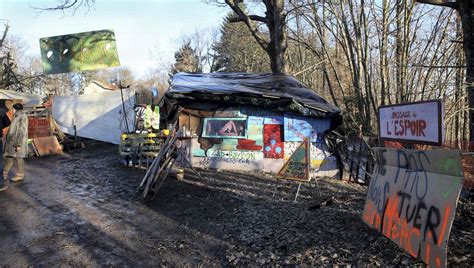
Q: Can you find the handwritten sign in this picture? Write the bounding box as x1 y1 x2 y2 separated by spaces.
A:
363 148 464 267
278 138 310 181
40 29 120 74
379 100 443 145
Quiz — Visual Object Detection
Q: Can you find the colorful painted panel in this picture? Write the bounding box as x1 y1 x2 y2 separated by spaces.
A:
278 139 310 181
247 125 263 135
363 148 464 267
40 29 120 74
248 116 264 125
202 118 247 138
263 124 284 159
264 115 284 125
284 114 331 142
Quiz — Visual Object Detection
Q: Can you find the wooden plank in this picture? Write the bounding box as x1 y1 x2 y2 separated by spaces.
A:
32 136 62 156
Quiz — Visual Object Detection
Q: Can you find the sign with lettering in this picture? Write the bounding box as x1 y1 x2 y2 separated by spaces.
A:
363 148 464 267
277 138 310 181
40 29 120 74
378 100 443 145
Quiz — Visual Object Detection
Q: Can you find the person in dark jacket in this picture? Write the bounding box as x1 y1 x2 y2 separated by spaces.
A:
0 104 12 192
3 103 28 184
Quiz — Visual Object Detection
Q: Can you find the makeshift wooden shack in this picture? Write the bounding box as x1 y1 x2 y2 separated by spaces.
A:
0 96 63 157
162 73 342 178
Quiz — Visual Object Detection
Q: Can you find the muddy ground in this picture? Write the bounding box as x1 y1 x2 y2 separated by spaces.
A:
0 141 472 266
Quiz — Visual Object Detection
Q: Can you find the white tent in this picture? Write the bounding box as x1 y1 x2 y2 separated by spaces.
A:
0 88 136 144
0 89 43 106
52 89 135 144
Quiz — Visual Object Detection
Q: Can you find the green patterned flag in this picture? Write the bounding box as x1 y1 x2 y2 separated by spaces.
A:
40 29 120 74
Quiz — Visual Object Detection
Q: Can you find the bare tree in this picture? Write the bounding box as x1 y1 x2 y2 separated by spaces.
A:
288 0 459 135
224 0 288 74
415 0 474 143
1 23 47 93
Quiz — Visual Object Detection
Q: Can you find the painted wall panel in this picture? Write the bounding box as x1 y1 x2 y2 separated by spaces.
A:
264 115 284 125
284 114 331 142
263 124 284 159
186 106 339 178
247 125 263 135
248 116 264 125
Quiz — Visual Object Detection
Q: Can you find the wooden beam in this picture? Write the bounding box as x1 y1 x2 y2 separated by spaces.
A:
414 0 458 8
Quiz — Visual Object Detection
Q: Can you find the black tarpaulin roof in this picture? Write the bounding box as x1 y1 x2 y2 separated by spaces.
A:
164 72 341 122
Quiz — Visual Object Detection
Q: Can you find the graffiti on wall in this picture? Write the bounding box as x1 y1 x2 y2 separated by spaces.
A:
264 124 284 159
284 114 330 142
40 29 120 74
175 139 191 167
363 148 464 267
189 107 334 175
195 149 264 167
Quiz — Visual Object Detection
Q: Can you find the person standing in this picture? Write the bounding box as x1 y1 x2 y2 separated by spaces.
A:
3 103 28 183
0 103 11 192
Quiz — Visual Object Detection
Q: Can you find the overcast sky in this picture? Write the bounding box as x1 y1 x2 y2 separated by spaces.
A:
0 0 230 77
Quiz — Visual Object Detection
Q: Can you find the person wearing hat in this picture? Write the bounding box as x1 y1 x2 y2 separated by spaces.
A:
3 103 28 183
0 102 11 192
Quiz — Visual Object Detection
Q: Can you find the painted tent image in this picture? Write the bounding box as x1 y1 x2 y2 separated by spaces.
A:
162 72 342 178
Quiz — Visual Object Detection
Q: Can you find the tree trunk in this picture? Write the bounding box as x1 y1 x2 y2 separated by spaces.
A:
264 0 288 74
459 1 474 144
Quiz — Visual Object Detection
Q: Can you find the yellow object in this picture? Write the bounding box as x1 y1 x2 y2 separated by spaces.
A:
121 133 159 140
162 129 170 136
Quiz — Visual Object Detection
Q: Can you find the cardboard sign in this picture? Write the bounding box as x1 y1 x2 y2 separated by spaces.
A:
28 117 50 139
277 139 310 181
379 100 443 145
363 148 464 267
40 29 120 74
32 136 63 156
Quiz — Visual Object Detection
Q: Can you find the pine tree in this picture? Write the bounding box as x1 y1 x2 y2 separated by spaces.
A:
212 13 270 73
170 40 201 76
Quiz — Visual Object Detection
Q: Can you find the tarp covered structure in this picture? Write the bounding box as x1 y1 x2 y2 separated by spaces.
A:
52 89 135 144
0 89 43 106
164 73 342 129
0 89 135 145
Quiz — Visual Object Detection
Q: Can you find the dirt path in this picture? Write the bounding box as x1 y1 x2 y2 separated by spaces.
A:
0 142 472 266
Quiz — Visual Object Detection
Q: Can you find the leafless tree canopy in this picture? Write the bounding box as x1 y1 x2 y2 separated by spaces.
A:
4 0 473 145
